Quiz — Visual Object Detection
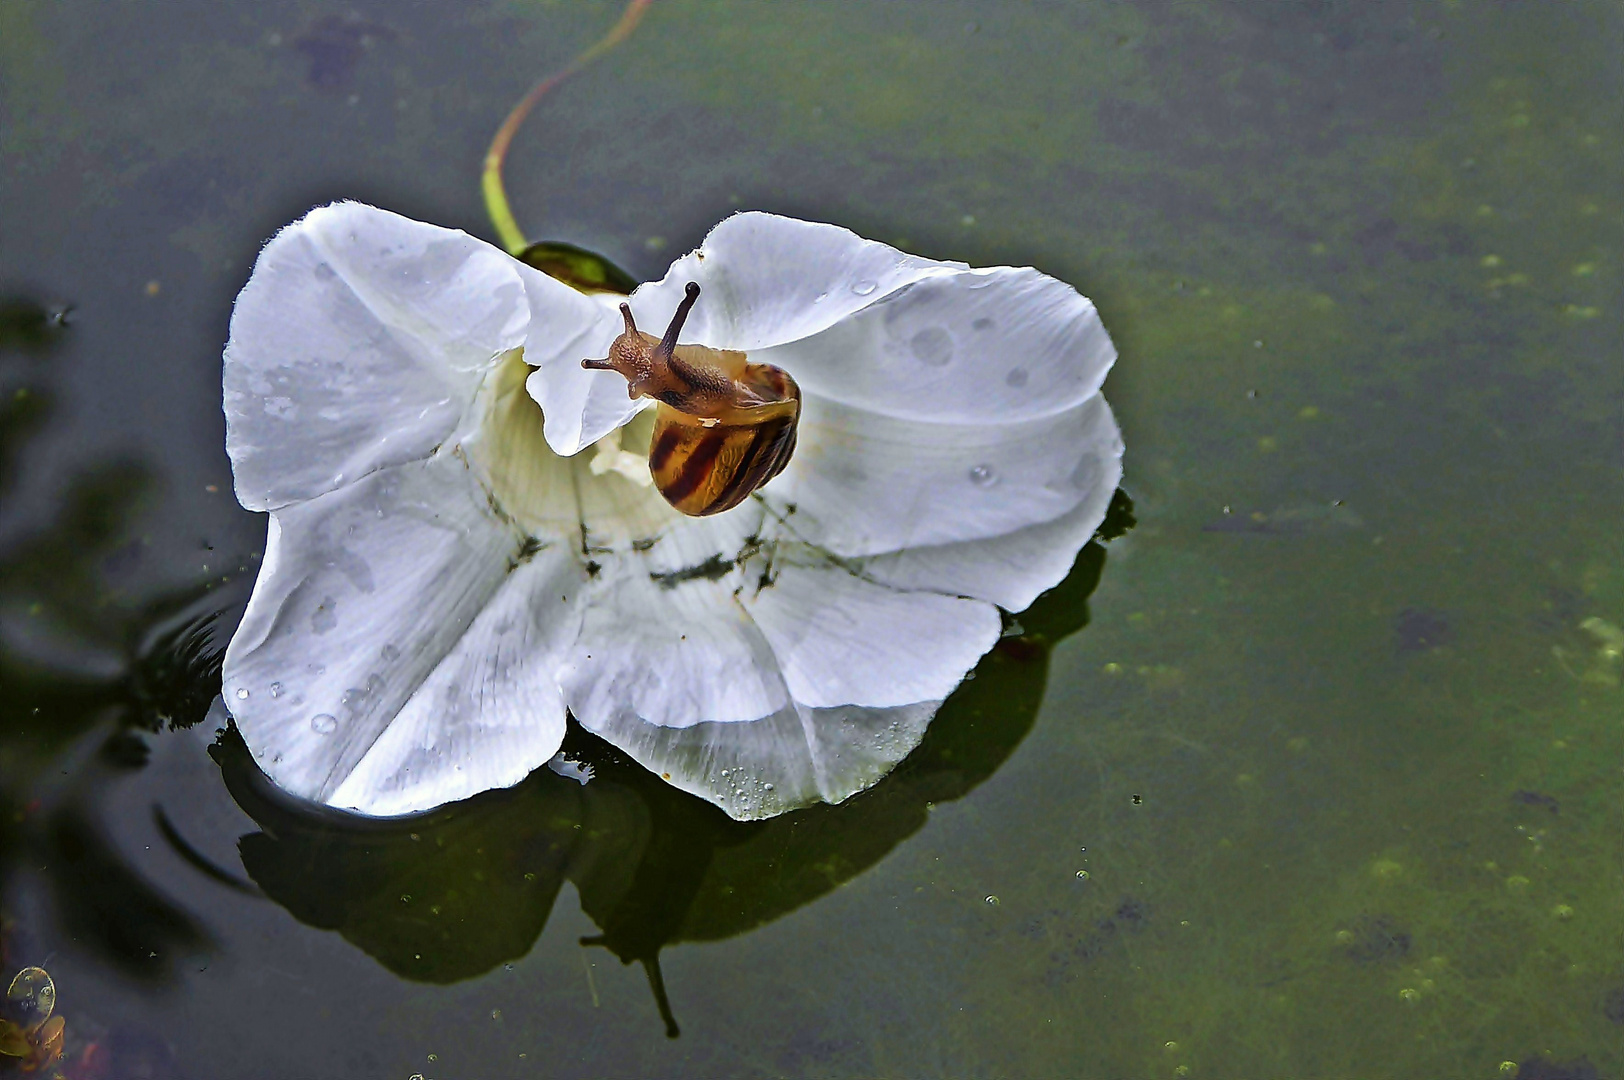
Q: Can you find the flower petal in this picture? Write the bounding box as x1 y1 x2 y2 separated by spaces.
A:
461 349 582 538
754 265 1115 425
745 565 1001 709
327 547 581 815
223 451 585 812
580 699 939 822
511 264 635 457
624 212 950 352
861 396 1125 610
223 202 531 511
563 543 997 820
562 562 788 729
762 393 1112 557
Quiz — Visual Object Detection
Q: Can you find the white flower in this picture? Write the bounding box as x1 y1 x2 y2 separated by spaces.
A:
221 202 1122 821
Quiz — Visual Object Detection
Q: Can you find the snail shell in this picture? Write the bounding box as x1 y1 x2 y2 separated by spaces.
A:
583 282 801 516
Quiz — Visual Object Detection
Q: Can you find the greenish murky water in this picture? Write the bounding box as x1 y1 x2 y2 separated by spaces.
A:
1 2 1619 1077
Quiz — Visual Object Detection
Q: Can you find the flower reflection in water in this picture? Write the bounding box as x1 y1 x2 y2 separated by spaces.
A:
215 512 1125 1038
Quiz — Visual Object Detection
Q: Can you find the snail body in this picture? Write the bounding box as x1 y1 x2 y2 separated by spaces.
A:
584 282 801 516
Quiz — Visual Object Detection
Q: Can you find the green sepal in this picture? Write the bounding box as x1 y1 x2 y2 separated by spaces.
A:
517 241 637 296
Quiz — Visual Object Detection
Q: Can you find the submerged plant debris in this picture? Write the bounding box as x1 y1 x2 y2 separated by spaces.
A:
290 14 397 91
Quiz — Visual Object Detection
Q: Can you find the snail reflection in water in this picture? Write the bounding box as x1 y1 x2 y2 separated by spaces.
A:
583 281 801 516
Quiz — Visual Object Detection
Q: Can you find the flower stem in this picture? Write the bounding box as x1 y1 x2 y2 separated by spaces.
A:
482 0 654 256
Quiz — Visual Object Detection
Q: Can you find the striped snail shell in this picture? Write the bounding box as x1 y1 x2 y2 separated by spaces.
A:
583 282 801 516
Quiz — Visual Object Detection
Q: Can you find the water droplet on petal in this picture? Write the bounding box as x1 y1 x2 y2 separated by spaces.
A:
763 783 774 791
851 279 877 296
968 464 998 487
269 681 284 698
813 291 828 303
311 713 339 735
909 326 954 366
235 688 250 700
1005 367 1029 388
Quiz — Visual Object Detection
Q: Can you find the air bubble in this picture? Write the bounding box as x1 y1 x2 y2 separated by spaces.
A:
311 713 339 735
236 688 250 700
984 895 1000 906
6 967 55 1031
851 279 877 296
968 464 998 487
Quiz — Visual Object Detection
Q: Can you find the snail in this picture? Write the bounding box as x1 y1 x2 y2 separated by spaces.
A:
583 282 801 516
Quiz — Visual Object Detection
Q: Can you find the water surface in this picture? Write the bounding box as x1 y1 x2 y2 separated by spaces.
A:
1 2 1619 1077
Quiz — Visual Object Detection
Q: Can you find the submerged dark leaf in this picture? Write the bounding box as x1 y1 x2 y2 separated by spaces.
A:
1203 501 1363 535
292 14 397 91
44 807 211 981
1511 789 1560 815
0 388 51 499
1602 984 1624 1026
0 296 69 355
97 730 151 770
1340 914 1412 965
1514 1057 1600 1080
1395 607 1453 655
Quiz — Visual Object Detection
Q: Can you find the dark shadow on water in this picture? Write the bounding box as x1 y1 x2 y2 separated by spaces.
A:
216 497 1127 1036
